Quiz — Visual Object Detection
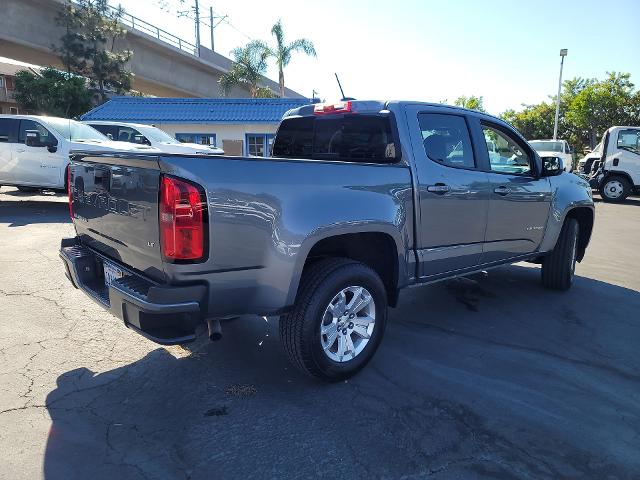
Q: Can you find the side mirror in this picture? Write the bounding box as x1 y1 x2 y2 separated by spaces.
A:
106 133 114 140
542 156 563 176
25 130 43 147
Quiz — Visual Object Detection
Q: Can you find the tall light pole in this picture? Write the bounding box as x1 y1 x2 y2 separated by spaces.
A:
553 48 568 140
194 0 201 56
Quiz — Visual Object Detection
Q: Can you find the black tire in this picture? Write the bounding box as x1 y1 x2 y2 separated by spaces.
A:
279 258 388 381
541 218 579 291
17 186 39 193
600 175 631 203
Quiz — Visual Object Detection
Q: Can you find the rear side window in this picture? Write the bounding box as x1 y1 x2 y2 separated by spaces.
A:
0 118 18 143
418 113 475 169
273 115 398 162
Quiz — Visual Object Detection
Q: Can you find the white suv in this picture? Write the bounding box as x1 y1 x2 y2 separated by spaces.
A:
0 115 156 192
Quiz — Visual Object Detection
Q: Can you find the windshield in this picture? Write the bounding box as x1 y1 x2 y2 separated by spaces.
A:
617 129 640 154
530 141 563 153
45 118 109 142
138 125 180 144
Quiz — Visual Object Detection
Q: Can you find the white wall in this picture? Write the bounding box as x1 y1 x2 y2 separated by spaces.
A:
155 122 279 154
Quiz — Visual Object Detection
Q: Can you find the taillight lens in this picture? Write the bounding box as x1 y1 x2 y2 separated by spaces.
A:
67 166 73 219
159 176 207 262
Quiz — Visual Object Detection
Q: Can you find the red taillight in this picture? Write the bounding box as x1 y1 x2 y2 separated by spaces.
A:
67 166 73 219
159 176 207 262
314 101 353 115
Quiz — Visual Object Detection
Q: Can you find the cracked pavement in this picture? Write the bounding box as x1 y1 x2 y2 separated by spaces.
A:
1 186 639 479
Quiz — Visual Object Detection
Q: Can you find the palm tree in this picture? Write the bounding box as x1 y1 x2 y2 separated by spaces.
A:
219 41 275 98
267 20 316 98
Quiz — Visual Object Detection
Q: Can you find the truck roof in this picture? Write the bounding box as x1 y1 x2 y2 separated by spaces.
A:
282 100 509 126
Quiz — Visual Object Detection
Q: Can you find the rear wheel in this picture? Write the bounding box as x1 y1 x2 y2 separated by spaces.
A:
600 176 631 203
541 218 579 291
279 258 388 381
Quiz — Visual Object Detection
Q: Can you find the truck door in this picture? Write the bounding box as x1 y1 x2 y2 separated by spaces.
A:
405 106 491 277
13 119 61 188
475 120 552 263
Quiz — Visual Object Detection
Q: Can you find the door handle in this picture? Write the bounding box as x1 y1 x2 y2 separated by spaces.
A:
427 183 451 194
494 186 511 196
15 148 25 153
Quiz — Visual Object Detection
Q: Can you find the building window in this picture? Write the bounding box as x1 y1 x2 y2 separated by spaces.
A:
175 133 217 146
246 134 275 157
0 76 5 88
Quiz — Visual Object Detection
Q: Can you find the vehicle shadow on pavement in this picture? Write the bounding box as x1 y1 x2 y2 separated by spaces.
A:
0 200 71 227
42 264 640 479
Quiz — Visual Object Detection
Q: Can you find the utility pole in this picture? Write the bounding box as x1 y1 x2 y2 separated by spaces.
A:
194 0 201 56
553 48 568 140
209 6 214 51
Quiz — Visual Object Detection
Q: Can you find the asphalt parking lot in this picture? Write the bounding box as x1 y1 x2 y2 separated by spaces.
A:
1 186 639 480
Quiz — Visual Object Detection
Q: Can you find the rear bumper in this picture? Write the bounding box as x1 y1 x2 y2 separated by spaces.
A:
60 238 206 345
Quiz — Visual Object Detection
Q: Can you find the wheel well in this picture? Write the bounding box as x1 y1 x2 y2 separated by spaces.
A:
305 233 400 307
565 207 593 262
603 171 633 187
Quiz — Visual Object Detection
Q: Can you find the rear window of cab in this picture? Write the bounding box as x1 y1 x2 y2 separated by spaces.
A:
272 115 399 163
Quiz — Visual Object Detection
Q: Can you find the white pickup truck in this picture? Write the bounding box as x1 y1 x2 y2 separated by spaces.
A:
84 121 224 155
587 126 640 202
529 140 574 172
0 115 156 192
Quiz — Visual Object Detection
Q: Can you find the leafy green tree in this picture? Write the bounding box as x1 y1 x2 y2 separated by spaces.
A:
501 72 640 153
454 95 485 112
265 20 316 98
54 0 133 102
219 41 275 98
14 67 91 118
566 72 639 148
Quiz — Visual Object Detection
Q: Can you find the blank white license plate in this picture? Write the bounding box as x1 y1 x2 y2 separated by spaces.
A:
103 260 126 287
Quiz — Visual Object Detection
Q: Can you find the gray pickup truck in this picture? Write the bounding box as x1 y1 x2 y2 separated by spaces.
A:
60 100 594 380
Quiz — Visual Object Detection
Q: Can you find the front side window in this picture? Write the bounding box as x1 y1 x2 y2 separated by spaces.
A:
418 113 475 169
19 120 57 146
482 124 532 175
247 134 266 157
616 129 640 155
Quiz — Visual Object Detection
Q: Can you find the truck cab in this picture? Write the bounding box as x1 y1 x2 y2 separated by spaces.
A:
589 126 640 202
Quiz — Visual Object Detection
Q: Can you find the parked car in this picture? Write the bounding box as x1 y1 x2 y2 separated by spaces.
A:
586 126 640 202
578 142 603 175
60 100 594 381
84 121 224 155
529 139 574 171
0 115 157 192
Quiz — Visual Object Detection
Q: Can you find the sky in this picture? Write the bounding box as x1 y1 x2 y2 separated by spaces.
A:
112 0 640 115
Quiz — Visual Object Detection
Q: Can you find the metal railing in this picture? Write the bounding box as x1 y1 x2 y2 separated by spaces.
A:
106 3 198 56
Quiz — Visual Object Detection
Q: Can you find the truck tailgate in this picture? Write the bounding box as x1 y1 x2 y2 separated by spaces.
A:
69 153 165 282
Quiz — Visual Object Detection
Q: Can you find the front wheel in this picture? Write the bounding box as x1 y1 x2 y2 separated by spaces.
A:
279 258 388 381
600 176 630 203
541 218 579 291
